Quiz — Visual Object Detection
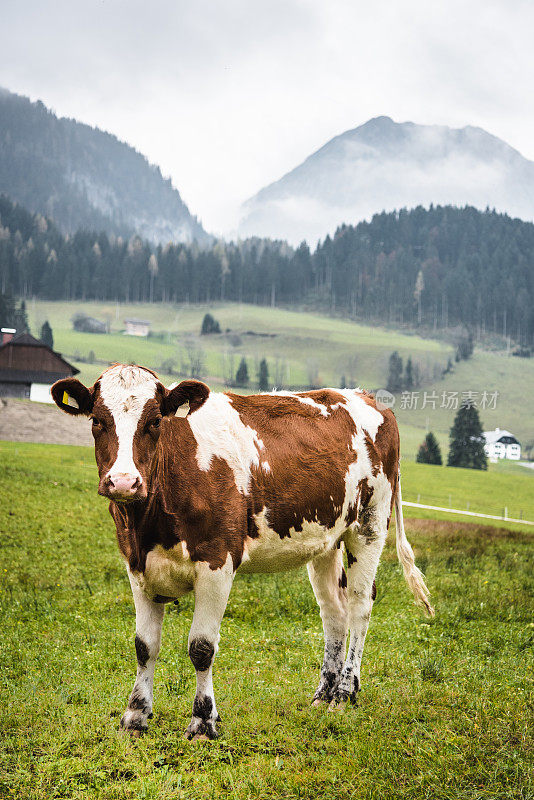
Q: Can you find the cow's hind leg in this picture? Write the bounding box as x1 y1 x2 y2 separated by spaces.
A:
308 546 348 706
185 557 234 741
121 570 165 734
332 502 388 708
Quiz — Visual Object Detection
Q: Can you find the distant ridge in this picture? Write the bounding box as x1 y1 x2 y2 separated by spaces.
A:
239 116 534 244
0 88 209 244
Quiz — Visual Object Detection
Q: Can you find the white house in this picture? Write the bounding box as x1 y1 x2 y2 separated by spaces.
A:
483 428 521 461
124 318 151 337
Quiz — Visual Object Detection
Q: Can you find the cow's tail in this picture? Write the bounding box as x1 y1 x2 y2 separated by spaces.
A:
394 473 435 617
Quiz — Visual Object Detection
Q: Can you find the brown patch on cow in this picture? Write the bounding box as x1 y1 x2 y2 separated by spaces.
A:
339 568 347 589
247 506 259 539
344 496 359 527
371 580 377 601
229 390 357 539
131 399 164 485
91 400 121 494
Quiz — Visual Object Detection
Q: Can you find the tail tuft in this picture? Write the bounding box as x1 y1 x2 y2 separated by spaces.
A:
394 475 435 617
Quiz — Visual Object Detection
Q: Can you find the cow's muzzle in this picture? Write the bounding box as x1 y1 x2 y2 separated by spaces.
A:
99 472 146 502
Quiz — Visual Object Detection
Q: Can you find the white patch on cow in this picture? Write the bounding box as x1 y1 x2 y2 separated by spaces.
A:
268 390 330 417
241 509 343 573
261 460 271 474
331 389 384 442
187 393 264 494
99 365 159 480
134 542 196 600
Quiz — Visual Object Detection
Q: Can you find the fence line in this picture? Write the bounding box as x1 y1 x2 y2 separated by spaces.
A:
402 501 534 526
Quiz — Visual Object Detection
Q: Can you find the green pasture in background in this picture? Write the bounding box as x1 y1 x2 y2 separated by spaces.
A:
27 300 534 459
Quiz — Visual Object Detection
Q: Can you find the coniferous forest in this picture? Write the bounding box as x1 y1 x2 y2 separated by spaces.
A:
0 194 533 345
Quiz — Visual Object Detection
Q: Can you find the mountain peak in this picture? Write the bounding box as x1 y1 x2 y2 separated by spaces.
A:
240 117 534 245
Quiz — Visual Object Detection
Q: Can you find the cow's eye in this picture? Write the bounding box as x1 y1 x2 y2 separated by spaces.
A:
148 417 161 431
92 417 105 431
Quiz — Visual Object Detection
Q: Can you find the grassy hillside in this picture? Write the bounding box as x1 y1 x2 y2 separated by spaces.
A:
1 441 532 799
27 300 534 460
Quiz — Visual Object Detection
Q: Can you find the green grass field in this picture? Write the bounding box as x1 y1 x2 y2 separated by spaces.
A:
27 300 534 460
1 442 532 799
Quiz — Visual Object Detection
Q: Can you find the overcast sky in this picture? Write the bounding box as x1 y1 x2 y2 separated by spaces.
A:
1 0 533 235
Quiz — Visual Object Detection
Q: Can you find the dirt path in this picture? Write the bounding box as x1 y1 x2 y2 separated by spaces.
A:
0 399 94 446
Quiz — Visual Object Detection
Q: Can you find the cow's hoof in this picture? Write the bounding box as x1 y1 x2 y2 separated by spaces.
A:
328 687 359 712
184 718 219 741
312 697 328 709
328 697 346 712
119 722 147 737
120 709 150 735
187 732 212 742
120 726 145 738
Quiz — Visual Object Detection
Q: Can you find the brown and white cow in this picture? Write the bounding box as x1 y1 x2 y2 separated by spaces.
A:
52 364 433 739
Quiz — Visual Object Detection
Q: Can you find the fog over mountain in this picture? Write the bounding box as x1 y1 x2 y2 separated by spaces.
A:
239 116 534 245
0 88 209 244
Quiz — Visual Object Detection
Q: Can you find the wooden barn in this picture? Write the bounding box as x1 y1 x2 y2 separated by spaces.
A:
0 329 79 402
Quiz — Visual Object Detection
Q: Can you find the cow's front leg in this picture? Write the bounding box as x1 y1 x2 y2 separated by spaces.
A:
120 569 164 734
185 557 234 741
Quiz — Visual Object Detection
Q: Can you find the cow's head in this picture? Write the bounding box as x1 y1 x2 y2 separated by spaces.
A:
52 365 209 502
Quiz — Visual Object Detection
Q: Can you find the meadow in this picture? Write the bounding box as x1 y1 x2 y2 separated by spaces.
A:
0 441 532 799
27 299 534 459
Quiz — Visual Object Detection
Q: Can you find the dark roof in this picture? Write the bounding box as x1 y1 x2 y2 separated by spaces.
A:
0 331 79 376
8 332 45 347
124 318 151 325
0 368 79 384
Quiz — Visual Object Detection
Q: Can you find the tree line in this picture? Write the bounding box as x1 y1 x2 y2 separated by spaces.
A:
1 195 533 345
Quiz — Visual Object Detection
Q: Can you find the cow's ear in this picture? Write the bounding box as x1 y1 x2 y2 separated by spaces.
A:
161 380 210 416
51 378 94 416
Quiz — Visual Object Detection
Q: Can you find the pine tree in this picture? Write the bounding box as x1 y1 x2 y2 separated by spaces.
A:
14 299 29 333
386 351 403 393
258 358 269 391
235 357 249 387
416 432 442 465
405 357 414 389
40 320 53 349
447 404 487 470
456 329 474 361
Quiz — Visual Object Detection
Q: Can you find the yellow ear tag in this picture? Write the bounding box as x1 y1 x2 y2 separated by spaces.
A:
175 402 189 418
62 391 79 409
